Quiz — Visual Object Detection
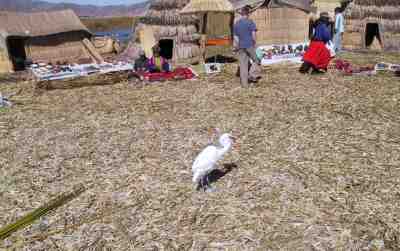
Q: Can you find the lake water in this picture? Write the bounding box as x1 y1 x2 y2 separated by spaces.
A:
95 28 133 44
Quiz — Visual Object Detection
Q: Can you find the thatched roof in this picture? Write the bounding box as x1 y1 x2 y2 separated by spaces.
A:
233 0 312 13
352 0 400 7
0 9 91 39
345 1 400 20
180 0 234 14
140 0 199 25
149 0 191 10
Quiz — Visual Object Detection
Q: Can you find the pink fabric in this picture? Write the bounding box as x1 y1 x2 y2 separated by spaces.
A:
137 67 195 82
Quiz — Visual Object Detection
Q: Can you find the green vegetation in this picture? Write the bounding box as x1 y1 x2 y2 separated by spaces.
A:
0 185 85 241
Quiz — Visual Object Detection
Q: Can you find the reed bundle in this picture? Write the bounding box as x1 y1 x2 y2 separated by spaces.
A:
0 185 85 240
93 37 118 55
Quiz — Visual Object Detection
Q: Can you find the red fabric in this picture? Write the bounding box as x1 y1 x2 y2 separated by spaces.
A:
335 59 375 75
335 59 353 74
303 41 332 70
139 67 195 82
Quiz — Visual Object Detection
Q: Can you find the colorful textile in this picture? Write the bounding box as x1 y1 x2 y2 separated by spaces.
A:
146 56 170 72
136 67 195 82
303 41 332 70
335 59 376 76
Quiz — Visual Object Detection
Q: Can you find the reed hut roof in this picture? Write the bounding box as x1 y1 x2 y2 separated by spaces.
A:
233 0 312 12
180 0 234 14
140 0 199 25
352 0 400 7
150 0 191 10
345 0 400 20
0 9 91 39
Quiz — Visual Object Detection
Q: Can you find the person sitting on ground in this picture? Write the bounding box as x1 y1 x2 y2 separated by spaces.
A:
299 12 333 74
134 49 147 72
146 45 170 73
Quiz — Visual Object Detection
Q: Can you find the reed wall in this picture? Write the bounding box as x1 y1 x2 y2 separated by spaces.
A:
240 6 310 45
0 37 12 73
25 32 92 64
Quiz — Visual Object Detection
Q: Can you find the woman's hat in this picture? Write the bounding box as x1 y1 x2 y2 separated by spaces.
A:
320 12 329 18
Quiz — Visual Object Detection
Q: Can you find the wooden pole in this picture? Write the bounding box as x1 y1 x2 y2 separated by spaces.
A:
199 34 206 64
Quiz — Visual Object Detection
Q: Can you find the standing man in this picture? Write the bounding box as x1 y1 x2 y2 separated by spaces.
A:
233 5 261 88
334 7 345 53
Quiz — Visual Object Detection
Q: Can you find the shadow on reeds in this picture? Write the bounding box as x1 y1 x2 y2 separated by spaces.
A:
34 72 130 94
208 163 238 184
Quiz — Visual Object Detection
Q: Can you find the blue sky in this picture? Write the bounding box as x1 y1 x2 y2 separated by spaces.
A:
39 0 146 6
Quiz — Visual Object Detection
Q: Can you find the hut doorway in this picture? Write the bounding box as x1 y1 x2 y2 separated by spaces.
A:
7 38 27 71
365 23 382 48
159 39 174 60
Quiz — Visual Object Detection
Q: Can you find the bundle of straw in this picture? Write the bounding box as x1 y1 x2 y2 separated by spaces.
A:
0 185 85 240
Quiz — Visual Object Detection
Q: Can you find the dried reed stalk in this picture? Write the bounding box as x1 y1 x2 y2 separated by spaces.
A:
0 185 85 240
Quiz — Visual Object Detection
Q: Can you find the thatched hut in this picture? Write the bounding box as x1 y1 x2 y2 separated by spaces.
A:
0 10 94 73
233 0 312 45
134 0 201 61
180 0 234 61
181 0 234 39
343 0 400 51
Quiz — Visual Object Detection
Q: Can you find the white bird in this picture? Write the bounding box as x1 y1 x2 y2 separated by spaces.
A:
192 129 236 192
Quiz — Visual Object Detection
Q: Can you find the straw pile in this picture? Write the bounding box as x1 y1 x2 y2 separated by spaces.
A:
1 51 400 250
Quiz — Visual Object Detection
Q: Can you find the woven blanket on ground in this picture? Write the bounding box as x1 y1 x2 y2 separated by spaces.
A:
134 67 196 82
334 59 376 76
374 62 400 72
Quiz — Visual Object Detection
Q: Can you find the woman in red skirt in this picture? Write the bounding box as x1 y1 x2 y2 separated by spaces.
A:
300 12 333 74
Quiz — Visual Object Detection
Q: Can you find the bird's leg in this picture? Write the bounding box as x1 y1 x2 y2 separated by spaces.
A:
205 174 216 193
200 176 206 192
206 175 211 187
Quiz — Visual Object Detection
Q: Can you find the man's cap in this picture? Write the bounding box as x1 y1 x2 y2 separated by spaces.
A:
240 5 251 15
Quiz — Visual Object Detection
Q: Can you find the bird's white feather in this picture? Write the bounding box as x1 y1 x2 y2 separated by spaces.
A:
192 145 219 183
192 134 234 185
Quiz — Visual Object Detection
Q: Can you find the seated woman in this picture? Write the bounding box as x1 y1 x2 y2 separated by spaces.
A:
134 50 148 72
146 45 170 73
300 12 333 74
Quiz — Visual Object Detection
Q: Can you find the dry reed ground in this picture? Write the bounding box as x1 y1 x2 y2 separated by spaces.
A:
0 52 400 250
